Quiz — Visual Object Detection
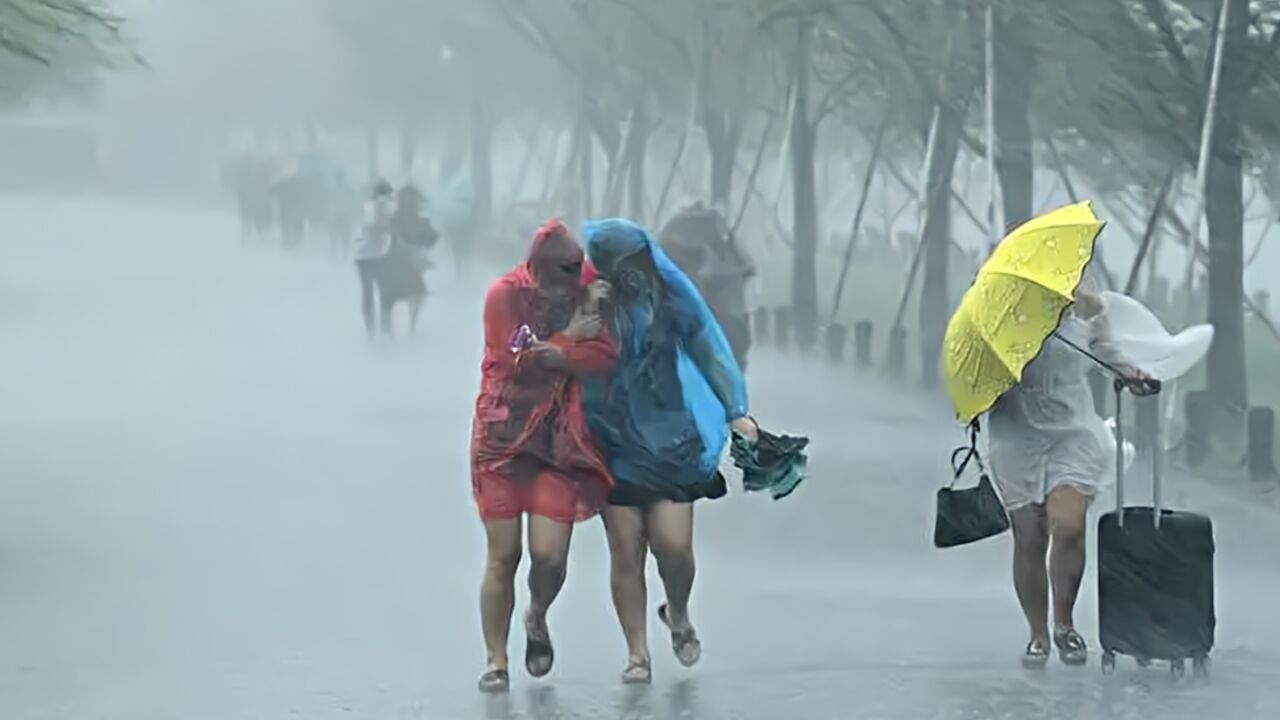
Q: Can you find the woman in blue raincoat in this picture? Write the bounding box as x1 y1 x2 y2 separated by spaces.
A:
580 218 757 684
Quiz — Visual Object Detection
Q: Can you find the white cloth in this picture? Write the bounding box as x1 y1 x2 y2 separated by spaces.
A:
353 199 394 260
985 292 1213 511
1091 291 1214 382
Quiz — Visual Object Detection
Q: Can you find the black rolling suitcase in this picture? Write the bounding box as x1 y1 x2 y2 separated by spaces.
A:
1097 378 1215 676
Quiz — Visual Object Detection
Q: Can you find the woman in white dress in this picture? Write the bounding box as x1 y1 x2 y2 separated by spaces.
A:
988 286 1212 668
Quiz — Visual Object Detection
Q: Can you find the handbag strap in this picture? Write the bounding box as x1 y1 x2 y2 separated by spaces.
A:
948 421 988 488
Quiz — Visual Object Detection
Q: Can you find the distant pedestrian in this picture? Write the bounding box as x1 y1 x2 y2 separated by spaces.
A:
353 180 395 339
376 185 439 336
659 203 756 370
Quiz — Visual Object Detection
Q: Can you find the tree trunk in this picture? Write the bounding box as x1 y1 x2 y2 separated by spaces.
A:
626 101 650 223
365 128 380 181
399 124 417 180
585 99 621 216
993 12 1034 228
917 105 962 389
470 100 493 247
579 117 594 220
790 22 820 351
438 115 465 184
605 104 645 217
704 109 742 211
1205 0 1249 426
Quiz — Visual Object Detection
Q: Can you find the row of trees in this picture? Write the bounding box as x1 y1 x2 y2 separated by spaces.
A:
8 0 1272 446
325 0 1279 441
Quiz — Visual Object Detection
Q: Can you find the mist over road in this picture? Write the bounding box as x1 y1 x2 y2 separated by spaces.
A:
2 199 1278 719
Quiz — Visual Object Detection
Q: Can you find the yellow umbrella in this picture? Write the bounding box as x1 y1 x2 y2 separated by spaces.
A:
942 201 1106 424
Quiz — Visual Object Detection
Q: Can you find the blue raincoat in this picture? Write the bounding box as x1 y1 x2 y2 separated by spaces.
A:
581 219 749 502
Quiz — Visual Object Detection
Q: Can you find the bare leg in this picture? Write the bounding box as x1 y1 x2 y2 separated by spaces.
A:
480 517 522 674
356 262 377 339
524 514 573 677
378 290 395 338
1009 504 1050 647
646 500 700 666
1045 486 1089 630
409 296 424 335
603 505 650 670
645 501 696 631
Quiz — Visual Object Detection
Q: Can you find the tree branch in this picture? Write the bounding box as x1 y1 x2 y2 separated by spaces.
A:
1125 169 1176 295
883 153 988 237
856 6 988 157
1244 11 1280 90
1245 213 1274 268
601 0 693 68
732 116 775 234
1135 0 1197 80
492 1 581 79
813 66 859 124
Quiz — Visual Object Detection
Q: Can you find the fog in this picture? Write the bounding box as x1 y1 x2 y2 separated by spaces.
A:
2 1 1280 718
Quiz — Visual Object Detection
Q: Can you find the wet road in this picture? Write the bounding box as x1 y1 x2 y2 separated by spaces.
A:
2 199 1279 719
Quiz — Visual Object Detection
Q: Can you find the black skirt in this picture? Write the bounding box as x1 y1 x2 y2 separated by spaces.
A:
606 470 728 507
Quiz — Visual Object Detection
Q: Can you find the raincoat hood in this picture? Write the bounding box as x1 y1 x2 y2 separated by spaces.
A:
581 218 652 275
518 219 586 289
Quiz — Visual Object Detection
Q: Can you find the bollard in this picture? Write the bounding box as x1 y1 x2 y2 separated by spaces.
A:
854 321 873 368
1185 390 1212 469
887 326 907 379
1248 406 1278 482
753 307 771 346
1135 395 1159 457
825 323 848 364
773 306 792 350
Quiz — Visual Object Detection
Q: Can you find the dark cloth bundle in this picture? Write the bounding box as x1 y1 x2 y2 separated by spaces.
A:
730 427 809 500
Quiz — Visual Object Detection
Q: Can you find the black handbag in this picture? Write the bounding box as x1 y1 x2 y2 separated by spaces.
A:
934 424 1010 548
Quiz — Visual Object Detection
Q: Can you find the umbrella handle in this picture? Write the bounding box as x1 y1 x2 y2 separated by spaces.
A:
1050 331 1162 395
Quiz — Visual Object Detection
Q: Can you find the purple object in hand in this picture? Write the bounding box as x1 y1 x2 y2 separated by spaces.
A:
508 324 538 353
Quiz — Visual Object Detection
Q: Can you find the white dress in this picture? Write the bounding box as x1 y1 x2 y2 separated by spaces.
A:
352 199 394 261
986 293 1213 511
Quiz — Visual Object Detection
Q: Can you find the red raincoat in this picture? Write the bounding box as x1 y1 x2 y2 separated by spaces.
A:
470 221 616 523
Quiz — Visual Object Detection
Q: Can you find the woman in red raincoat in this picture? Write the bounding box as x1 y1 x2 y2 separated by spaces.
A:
471 219 615 693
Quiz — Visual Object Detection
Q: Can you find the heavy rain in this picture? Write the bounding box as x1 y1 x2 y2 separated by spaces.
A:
1 0 1279 718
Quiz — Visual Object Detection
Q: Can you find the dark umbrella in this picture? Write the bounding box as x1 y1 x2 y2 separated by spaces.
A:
730 427 809 500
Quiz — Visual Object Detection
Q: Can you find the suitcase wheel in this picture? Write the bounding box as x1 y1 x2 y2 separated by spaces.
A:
1101 651 1116 675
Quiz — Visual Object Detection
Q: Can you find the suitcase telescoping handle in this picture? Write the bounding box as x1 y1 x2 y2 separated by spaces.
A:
1113 377 1164 529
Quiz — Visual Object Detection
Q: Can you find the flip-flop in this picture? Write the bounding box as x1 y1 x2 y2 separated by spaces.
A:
525 615 555 678
1054 627 1089 667
621 658 652 685
1022 638 1050 670
657 604 701 668
477 668 510 693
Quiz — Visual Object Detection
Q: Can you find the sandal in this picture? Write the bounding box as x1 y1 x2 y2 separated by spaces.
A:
1054 627 1088 666
621 658 652 685
658 604 702 668
477 668 510 693
1022 638 1050 669
524 613 555 678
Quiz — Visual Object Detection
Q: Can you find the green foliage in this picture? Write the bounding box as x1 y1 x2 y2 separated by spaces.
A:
0 0 132 105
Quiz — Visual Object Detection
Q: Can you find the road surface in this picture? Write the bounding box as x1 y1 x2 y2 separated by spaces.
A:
2 198 1278 719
